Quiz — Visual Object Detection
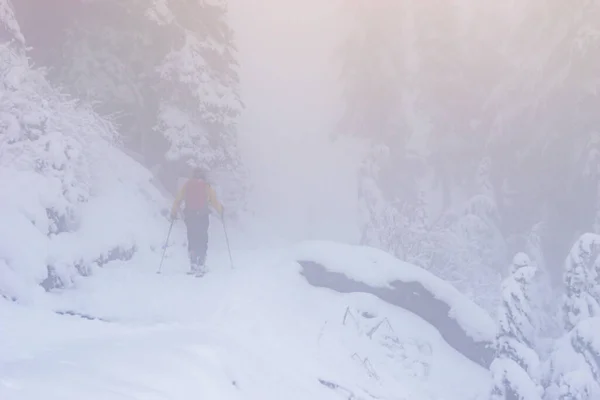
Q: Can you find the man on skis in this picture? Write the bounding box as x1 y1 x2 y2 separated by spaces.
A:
170 167 223 275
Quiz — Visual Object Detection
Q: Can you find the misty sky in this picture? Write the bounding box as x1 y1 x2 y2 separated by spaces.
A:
228 0 362 243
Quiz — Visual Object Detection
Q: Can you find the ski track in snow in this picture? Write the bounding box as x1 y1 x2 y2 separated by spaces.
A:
1 247 491 400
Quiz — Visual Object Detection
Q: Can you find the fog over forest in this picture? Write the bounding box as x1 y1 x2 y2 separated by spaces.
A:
1 1 600 399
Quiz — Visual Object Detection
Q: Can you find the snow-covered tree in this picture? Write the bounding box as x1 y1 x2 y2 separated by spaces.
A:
0 44 96 238
583 133 600 234
156 5 243 170
490 253 543 400
565 317 600 398
55 0 163 158
0 34 95 296
526 223 561 340
544 317 600 400
156 0 246 213
562 233 600 331
11 0 246 211
0 0 23 45
543 234 600 400
0 2 185 301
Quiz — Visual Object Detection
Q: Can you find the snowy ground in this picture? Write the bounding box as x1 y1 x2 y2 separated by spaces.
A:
1 241 492 400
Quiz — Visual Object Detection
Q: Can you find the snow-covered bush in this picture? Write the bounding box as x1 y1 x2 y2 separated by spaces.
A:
0 25 185 303
489 253 543 400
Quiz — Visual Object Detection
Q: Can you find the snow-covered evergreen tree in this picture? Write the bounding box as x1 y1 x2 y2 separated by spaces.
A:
154 0 247 213
54 0 163 158
584 133 600 235
526 222 561 341
11 0 246 212
562 233 600 331
544 317 600 399
544 234 600 400
158 0 242 164
489 253 543 400
564 317 600 398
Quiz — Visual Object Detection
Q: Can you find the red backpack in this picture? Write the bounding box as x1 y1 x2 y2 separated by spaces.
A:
184 178 207 211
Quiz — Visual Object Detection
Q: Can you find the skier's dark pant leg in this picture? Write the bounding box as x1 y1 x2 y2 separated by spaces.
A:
184 209 209 268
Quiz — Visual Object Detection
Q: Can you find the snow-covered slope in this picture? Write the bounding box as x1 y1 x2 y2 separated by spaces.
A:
0 39 189 305
1 244 492 400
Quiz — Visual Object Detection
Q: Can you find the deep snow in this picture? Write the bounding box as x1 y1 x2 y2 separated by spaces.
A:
1 242 492 400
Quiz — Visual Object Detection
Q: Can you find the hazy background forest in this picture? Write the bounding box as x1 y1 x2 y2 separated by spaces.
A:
6 0 600 316
2 0 600 399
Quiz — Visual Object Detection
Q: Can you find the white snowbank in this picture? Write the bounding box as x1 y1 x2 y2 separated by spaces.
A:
0 249 491 400
291 240 497 343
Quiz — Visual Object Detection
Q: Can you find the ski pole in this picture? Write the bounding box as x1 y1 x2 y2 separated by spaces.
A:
222 214 234 269
157 218 175 274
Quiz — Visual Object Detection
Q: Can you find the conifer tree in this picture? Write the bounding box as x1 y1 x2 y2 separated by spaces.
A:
490 253 542 400
545 234 600 400
562 233 600 331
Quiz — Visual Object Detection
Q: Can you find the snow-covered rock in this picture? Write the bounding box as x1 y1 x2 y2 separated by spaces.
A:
292 240 497 367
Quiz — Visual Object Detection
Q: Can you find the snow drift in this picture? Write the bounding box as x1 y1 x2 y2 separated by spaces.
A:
292 241 497 367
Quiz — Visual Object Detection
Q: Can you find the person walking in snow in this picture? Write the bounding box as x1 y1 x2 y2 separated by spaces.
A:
170 167 223 274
